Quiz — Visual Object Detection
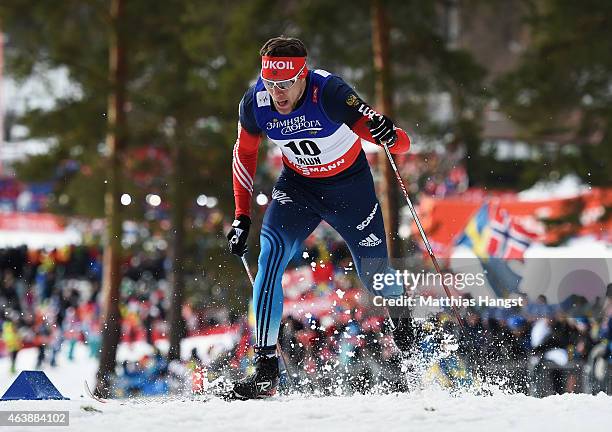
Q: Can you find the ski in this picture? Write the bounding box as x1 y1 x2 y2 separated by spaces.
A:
193 375 277 402
209 388 276 402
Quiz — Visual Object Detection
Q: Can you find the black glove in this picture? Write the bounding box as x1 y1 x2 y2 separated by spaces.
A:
226 215 251 257
347 94 398 147
368 114 397 147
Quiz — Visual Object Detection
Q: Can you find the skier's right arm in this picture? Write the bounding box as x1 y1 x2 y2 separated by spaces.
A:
228 87 262 256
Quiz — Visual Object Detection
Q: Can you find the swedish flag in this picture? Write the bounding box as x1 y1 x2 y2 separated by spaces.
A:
455 204 491 258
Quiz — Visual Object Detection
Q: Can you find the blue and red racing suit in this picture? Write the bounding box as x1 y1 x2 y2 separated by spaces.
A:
232 69 411 349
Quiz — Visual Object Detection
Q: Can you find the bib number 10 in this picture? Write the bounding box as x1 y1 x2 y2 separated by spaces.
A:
284 140 321 156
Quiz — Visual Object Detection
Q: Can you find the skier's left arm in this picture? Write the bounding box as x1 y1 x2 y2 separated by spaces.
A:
321 76 410 154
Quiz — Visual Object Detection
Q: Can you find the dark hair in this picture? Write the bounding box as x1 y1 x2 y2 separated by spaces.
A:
260 36 307 57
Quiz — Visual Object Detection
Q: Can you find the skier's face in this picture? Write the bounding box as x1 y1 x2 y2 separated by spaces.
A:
267 78 306 115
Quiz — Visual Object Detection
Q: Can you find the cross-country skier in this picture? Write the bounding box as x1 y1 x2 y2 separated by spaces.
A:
226 36 415 399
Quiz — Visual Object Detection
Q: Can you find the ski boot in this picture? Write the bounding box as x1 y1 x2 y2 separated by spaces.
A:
382 350 413 392
388 304 418 355
229 346 279 400
380 306 419 392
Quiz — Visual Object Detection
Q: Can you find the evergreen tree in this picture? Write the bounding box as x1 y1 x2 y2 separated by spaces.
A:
496 0 612 186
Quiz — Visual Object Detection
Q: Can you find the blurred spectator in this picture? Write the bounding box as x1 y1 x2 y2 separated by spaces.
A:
2 316 22 374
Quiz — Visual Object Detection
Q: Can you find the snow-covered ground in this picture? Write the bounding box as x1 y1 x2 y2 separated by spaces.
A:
0 345 98 401
2 344 612 431
0 334 239 400
1 387 611 432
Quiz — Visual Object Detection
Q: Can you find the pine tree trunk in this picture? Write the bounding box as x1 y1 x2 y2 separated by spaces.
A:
371 0 400 259
95 0 126 398
167 128 186 362
0 30 4 175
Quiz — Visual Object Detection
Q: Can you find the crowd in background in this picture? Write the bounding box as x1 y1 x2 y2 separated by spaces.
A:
0 177 53 213
2 243 612 397
396 151 469 198
0 245 172 374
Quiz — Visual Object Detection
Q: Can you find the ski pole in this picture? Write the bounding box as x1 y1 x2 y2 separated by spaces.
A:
240 256 255 286
380 140 464 329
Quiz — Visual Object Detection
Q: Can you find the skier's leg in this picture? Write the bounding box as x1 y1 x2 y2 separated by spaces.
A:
322 168 417 355
232 179 320 399
253 193 321 350
321 169 403 299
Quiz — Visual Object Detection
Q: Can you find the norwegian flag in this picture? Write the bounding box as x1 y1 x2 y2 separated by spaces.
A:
487 206 537 260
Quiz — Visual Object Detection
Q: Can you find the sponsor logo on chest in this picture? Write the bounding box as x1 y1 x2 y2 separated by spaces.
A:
297 158 346 175
266 115 323 136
